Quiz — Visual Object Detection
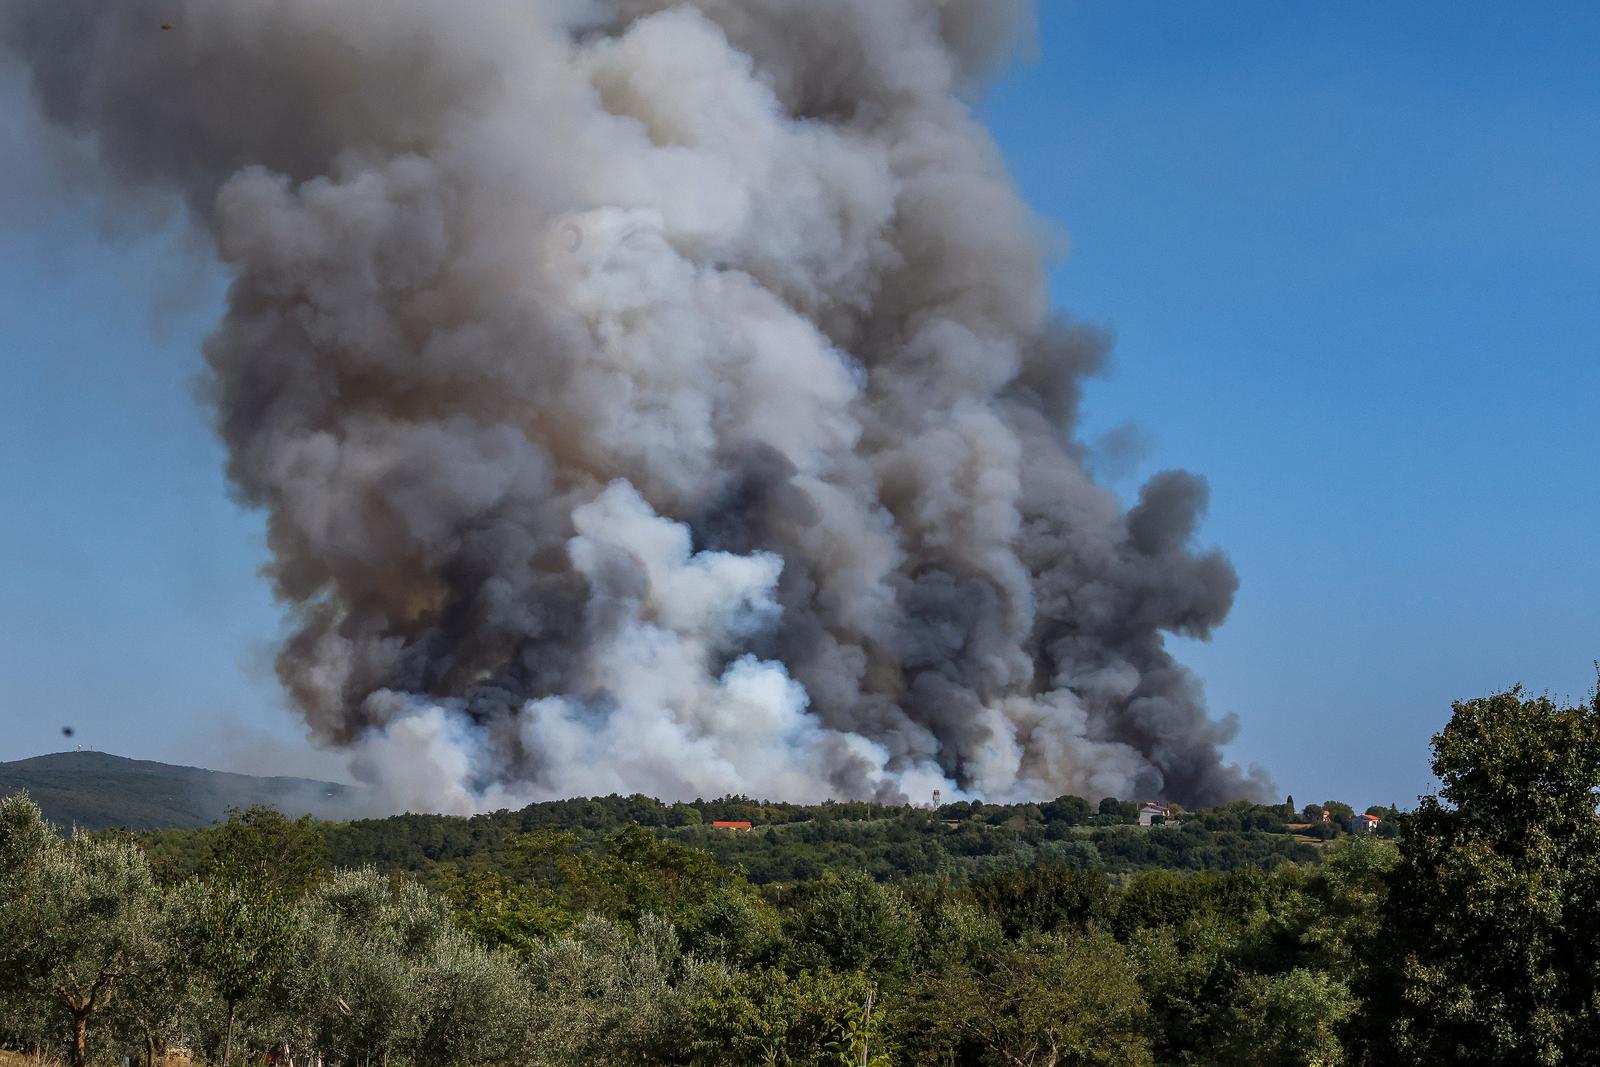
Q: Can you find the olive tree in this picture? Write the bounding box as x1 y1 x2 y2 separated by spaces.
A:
524 913 703 1066
0 795 161 1067
298 868 430 1065
110 888 198 1067
410 923 530 1067
293 866 529 1067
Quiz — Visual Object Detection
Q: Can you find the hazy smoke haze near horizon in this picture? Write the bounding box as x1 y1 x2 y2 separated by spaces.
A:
1 0 1265 813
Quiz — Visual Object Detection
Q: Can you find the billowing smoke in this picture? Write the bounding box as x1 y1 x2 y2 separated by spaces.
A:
2 0 1264 811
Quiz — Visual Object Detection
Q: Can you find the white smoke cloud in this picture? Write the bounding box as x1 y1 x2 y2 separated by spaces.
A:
352 481 952 812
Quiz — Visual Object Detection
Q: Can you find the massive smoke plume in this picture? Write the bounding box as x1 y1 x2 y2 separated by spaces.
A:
2 0 1263 811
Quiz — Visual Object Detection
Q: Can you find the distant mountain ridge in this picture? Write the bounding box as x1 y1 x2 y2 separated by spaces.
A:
0 751 356 831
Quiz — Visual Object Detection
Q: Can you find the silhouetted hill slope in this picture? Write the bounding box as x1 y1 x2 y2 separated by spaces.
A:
0 751 355 831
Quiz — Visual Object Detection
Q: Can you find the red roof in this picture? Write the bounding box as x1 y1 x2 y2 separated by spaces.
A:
711 820 753 829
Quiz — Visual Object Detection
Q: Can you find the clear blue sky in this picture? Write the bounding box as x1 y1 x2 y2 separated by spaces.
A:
2 3 1596 807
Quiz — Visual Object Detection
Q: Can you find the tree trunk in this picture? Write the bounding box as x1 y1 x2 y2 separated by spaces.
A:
222 1000 238 1067
69 1013 90 1067
144 1028 159 1067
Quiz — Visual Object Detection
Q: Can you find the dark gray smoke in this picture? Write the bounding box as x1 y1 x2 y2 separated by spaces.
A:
2 0 1265 811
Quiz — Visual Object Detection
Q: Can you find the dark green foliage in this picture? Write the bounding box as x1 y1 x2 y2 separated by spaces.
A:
783 871 921 976
1214 968 1357 1066
1040 794 1093 826
1322 801 1355 828
186 878 296 1066
1128 846 1389 1064
1091 820 1315 870
210 805 326 899
440 825 775 961
1380 686 1600 1064
135 790 1324 893
967 865 1113 937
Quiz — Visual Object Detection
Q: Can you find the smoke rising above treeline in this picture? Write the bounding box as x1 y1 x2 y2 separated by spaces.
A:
1 0 1264 811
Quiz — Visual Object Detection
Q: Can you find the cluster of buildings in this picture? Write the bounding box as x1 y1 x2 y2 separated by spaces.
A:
707 803 1386 834
1134 801 1387 833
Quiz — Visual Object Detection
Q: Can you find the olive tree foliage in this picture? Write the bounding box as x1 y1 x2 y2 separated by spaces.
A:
413 922 531 1067
0 795 55 1026
295 869 431 1063
917 929 1154 1067
0 794 161 1067
0 790 53 873
0 798 528 1067
287 867 529 1067
107 888 200 1067
0 795 62 1056
1382 685 1600 1065
523 913 705 1066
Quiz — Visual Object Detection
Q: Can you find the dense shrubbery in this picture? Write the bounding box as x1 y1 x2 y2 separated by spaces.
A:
4 681 1599 1065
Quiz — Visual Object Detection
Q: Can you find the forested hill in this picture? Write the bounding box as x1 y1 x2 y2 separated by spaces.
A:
0 751 355 831
137 789 1377 887
5 750 1385 880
